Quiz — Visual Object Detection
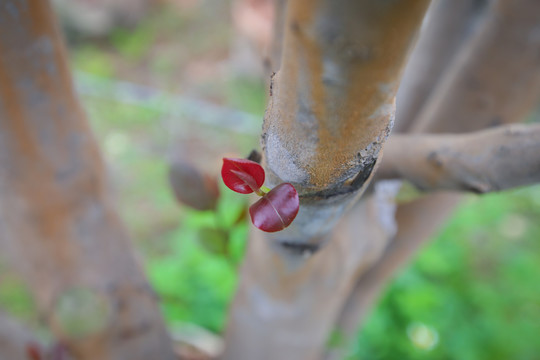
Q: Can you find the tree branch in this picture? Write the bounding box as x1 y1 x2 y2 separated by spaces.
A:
326 0 540 355
262 0 430 244
394 0 489 133
325 192 462 360
411 0 540 133
223 2 430 358
378 124 540 193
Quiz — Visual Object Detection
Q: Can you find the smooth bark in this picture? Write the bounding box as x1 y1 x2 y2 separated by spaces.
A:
326 0 540 356
378 124 540 192
0 310 39 360
267 0 286 74
223 183 401 360
262 0 430 244
325 192 462 360
412 0 540 133
394 0 489 133
0 2 175 359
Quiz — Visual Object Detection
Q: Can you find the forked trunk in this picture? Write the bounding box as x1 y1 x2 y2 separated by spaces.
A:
222 1 430 359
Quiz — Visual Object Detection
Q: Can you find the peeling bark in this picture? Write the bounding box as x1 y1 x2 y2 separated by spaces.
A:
0 2 175 359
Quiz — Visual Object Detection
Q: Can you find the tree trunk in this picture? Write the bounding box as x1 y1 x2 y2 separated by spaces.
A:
325 191 462 360
0 310 39 360
222 1 430 359
0 2 175 359
394 0 489 133
223 0 540 359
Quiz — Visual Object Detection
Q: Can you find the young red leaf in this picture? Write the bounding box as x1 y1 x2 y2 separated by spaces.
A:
221 158 265 194
249 183 299 232
26 343 42 360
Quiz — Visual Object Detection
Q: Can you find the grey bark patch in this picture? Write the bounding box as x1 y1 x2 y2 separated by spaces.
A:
279 241 321 256
373 180 402 238
427 151 443 167
497 145 511 156
462 181 491 194
265 132 310 185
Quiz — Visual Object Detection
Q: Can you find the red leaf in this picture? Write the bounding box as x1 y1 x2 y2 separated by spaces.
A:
249 183 299 232
26 343 42 360
221 158 265 194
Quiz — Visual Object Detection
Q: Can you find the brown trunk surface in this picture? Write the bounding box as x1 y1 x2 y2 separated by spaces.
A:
223 1 430 359
0 2 175 359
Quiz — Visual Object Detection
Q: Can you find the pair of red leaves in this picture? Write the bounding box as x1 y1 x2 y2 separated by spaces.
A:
221 158 299 232
26 342 67 360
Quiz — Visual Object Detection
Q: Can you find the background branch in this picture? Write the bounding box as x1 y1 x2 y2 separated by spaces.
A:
327 0 540 355
378 124 540 193
411 0 540 134
325 192 462 360
267 0 287 75
394 0 489 133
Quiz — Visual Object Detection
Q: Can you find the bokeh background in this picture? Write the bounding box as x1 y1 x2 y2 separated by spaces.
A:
1 1 540 359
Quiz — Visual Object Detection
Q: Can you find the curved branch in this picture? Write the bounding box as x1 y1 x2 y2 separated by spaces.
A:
394 0 489 133
411 0 540 133
378 124 540 193
327 0 540 354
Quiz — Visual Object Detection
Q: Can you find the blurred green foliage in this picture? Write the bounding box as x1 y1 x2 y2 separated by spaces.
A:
226 76 267 117
0 266 34 323
75 71 540 358
71 45 115 77
349 187 540 360
147 187 248 333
